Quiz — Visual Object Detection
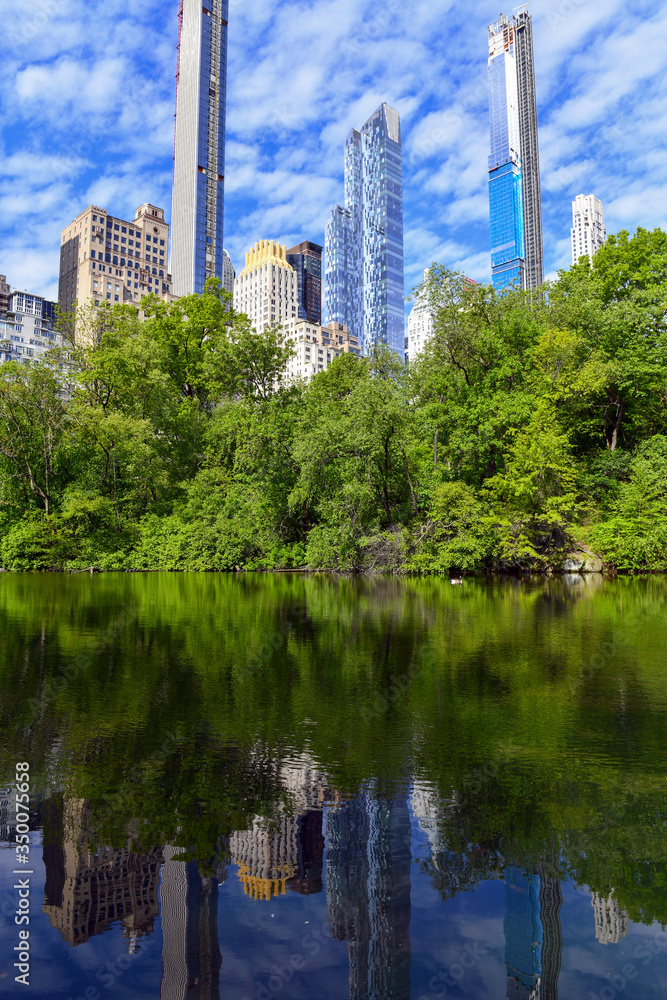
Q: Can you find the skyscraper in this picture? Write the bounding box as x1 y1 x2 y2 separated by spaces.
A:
488 9 543 291
325 103 404 357
504 867 563 1000
325 791 412 1000
222 249 235 294
160 847 222 1000
172 0 229 297
232 240 299 332
286 241 323 325
571 194 606 265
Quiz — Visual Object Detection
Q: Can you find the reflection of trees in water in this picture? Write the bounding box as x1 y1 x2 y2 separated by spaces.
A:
2 575 667 928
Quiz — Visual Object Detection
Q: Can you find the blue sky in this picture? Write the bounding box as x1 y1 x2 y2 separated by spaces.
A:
1 0 666 306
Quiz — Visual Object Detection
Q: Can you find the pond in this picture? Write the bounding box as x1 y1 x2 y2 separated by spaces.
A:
0 573 666 999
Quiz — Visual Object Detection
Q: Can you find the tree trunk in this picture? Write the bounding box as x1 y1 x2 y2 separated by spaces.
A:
401 448 418 515
608 399 625 453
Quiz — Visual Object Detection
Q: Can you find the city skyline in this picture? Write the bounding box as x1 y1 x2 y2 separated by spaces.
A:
1 1 664 308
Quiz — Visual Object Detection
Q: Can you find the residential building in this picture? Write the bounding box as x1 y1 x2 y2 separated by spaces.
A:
0 291 62 365
42 797 163 949
325 103 404 358
233 240 299 332
405 293 434 364
488 9 544 291
281 319 360 383
58 204 177 339
222 248 235 294
228 756 328 901
171 0 229 297
286 241 323 325
0 274 9 316
571 194 606 265
591 891 630 946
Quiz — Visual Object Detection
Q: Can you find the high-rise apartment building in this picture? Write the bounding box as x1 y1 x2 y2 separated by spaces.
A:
0 290 62 366
286 241 322 325
325 103 404 357
0 274 9 317
58 203 177 338
222 248 235 294
233 240 299 332
591 891 630 946
171 0 229 297
281 319 360 384
571 194 606 265
488 9 543 291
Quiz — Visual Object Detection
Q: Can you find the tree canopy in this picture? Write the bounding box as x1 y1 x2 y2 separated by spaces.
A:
1 229 666 574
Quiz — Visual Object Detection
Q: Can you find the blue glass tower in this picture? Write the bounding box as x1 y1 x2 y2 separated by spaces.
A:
325 104 404 358
488 10 543 291
504 868 563 999
172 0 228 297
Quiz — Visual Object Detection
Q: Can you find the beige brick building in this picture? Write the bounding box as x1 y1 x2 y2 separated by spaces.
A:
281 319 360 384
59 204 178 338
0 274 9 317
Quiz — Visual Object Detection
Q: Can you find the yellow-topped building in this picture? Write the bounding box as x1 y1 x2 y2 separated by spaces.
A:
240 240 294 277
233 238 299 332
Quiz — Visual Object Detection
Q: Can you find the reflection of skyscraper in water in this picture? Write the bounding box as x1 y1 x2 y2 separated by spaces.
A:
325 791 411 1000
591 891 630 946
160 846 222 1000
228 756 327 900
504 868 562 1000
41 796 163 948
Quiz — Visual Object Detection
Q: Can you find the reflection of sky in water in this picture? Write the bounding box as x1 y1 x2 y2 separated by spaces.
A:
1 789 666 1000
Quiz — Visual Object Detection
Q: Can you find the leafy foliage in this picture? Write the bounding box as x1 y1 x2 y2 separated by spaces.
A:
1 230 667 573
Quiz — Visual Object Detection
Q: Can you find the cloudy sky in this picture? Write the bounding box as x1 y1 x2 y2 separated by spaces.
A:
1 0 666 306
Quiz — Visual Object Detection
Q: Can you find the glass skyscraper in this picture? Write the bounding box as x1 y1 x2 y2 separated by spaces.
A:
325 103 404 357
488 10 543 291
171 0 228 297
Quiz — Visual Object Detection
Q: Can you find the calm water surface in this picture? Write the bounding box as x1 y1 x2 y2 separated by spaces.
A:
0 573 666 999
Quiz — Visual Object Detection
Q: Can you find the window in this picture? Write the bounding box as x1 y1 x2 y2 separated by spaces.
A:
121 227 127 233
93 215 97 222
114 224 120 231
114 295 119 301
107 293 111 299
160 239 165 246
